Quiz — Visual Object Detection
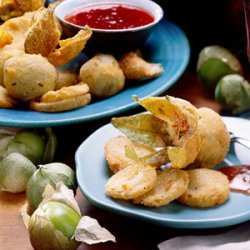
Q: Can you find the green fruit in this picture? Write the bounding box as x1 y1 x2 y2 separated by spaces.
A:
215 74 250 114
197 45 243 89
41 201 81 239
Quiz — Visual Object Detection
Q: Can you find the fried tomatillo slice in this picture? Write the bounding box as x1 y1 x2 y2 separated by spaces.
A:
119 50 163 80
177 168 230 208
24 8 61 57
105 164 157 200
190 107 230 169
47 28 92 67
133 169 189 207
30 93 91 112
105 136 156 173
40 83 89 103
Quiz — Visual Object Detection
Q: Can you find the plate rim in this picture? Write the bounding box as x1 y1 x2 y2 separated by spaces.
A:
0 18 190 128
75 117 250 229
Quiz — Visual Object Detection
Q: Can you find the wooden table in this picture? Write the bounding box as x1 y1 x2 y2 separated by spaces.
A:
0 71 243 250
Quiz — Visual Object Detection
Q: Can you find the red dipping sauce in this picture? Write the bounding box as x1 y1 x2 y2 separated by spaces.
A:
220 166 250 195
65 3 155 30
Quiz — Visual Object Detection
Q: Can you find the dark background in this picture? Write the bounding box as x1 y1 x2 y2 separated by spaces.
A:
155 0 247 69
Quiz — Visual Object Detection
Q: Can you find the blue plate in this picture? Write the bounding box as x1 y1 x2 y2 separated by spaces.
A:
75 117 250 229
0 19 189 128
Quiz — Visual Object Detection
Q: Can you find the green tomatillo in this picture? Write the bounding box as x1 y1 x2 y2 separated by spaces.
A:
197 45 243 89
21 182 116 250
215 74 250 114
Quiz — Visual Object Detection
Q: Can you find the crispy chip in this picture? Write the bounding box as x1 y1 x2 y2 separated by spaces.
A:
40 83 89 103
24 8 61 57
0 27 12 48
133 169 189 207
177 169 230 208
105 164 157 200
105 136 156 173
30 93 91 112
47 28 92 66
119 50 163 80
0 85 17 108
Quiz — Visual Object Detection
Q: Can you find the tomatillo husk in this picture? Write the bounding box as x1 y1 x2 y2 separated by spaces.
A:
26 162 77 211
0 152 36 193
21 182 116 250
6 130 46 165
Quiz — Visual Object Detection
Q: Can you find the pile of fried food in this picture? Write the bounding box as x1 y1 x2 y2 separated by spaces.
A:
104 96 231 208
0 1 163 112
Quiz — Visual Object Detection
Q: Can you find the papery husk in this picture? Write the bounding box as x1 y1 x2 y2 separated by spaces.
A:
74 216 116 244
112 113 172 147
29 209 79 250
22 182 115 249
26 163 77 210
0 152 36 193
112 96 200 168
0 129 15 160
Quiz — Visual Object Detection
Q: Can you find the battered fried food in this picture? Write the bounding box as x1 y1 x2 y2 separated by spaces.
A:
24 8 61 57
105 163 157 200
190 107 230 169
47 28 92 67
0 27 12 48
30 93 91 112
177 168 230 208
40 83 89 102
133 169 189 207
105 136 156 173
79 53 125 98
4 54 57 101
0 85 17 108
0 0 45 21
30 83 91 112
0 49 24 86
55 70 79 90
119 50 163 80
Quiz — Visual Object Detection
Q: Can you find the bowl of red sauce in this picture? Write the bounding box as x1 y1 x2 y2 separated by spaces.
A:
55 0 164 52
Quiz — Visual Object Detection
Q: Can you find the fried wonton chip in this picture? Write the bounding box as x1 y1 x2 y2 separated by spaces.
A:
111 96 200 168
177 169 230 208
119 50 163 80
30 93 91 112
47 28 93 67
0 27 12 48
0 85 17 108
0 0 45 21
24 8 61 57
133 168 189 207
105 164 157 200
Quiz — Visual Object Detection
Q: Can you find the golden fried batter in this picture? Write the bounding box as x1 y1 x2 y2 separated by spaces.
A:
119 50 163 80
190 107 230 169
105 136 156 173
105 164 157 200
133 168 189 207
177 168 230 208
4 54 57 101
